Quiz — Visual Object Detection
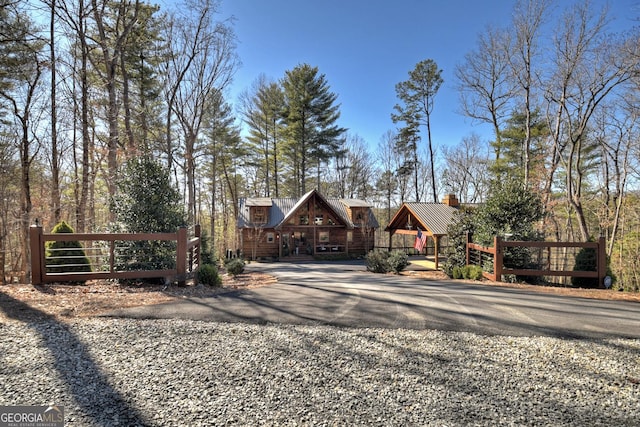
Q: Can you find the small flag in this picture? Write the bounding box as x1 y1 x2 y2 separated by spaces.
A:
414 227 427 252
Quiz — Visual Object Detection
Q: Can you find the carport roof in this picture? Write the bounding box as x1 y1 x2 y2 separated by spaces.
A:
385 202 458 236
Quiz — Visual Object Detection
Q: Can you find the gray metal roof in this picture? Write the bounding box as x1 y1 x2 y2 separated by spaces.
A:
402 203 458 236
238 191 379 230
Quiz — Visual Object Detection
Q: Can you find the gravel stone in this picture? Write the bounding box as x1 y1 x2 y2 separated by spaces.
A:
0 318 638 426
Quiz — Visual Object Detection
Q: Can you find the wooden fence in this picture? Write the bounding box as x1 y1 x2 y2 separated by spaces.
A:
30 225 201 286
466 234 607 285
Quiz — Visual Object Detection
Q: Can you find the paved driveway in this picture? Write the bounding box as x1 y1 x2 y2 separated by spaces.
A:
108 261 640 339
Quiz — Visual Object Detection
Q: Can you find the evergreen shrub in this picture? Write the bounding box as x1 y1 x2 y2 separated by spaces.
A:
387 251 409 274
365 250 390 273
225 258 245 276
45 221 91 280
198 264 222 287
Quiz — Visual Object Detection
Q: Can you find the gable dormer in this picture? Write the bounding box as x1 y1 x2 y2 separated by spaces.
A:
245 198 272 225
340 199 371 225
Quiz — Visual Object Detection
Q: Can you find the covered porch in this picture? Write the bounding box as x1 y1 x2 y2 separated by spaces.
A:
385 200 458 270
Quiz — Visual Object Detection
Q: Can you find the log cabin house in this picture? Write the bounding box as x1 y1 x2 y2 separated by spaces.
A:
237 189 378 260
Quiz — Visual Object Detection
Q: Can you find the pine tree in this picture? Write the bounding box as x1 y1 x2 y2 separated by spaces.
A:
281 64 346 196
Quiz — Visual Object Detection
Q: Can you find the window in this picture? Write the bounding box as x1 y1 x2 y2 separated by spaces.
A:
319 231 330 243
252 207 267 224
347 231 353 242
266 232 275 243
299 215 309 225
314 215 323 225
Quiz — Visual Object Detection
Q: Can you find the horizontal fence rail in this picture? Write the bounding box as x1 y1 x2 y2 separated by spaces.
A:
30 225 200 286
467 234 606 285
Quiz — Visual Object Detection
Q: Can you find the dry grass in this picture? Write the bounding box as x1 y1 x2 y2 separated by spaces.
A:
0 272 277 321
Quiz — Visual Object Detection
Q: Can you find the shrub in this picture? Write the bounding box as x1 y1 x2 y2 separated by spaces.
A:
443 206 477 278
225 258 245 276
198 264 222 287
387 251 409 274
571 246 597 288
571 245 615 289
365 250 390 273
111 157 187 282
45 221 91 280
451 266 463 279
466 265 484 280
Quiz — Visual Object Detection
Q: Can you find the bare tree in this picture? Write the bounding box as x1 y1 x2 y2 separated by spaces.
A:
163 0 238 223
375 130 398 247
0 10 46 281
508 0 551 186
544 2 638 241
456 26 515 162
593 101 638 256
442 133 490 203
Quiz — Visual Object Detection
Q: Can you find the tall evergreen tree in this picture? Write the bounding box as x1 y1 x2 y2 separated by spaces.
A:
241 76 285 197
281 63 346 197
392 59 443 202
491 109 549 185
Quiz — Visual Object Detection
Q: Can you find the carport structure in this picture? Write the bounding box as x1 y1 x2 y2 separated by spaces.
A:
385 195 459 269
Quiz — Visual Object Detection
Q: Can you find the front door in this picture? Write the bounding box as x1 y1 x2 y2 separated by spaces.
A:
281 233 291 257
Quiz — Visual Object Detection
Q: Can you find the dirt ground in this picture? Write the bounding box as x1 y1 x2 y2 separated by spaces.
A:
0 269 638 322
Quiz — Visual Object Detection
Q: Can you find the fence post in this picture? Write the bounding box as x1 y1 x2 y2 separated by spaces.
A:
29 225 43 285
494 236 503 282
597 235 606 288
177 226 187 286
466 232 471 267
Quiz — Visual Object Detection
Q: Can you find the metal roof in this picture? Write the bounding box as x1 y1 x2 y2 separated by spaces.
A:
237 190 379 230
386 202 458 236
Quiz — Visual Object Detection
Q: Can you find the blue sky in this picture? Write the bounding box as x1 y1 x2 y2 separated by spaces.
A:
220 0 638 150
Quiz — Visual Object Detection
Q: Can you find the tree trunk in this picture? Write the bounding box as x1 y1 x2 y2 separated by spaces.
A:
50 0 61 224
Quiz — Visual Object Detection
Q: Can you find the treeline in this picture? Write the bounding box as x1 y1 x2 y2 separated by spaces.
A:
1 0 640 290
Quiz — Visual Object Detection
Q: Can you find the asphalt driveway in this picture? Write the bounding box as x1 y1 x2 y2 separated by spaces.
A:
107 261 640 339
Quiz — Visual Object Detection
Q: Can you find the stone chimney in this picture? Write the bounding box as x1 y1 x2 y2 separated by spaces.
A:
442 193 459 207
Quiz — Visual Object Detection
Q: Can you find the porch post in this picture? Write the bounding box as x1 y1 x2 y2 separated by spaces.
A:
277 232 282 259
434 235 440 270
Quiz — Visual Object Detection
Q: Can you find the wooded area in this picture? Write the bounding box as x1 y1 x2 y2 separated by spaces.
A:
1 0 640 291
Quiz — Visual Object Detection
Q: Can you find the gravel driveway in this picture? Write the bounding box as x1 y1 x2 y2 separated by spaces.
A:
1 318 639 426
2 276 640 426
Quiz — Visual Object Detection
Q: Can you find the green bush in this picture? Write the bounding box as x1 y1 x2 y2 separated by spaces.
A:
198 264 222 287
45 221 91 279
387 251 409 274
450 265 483 281
225 258 245 276
365 250 390 273
466 265 484 280
111 157 187 282
443 206 477 278
571 246 597 288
